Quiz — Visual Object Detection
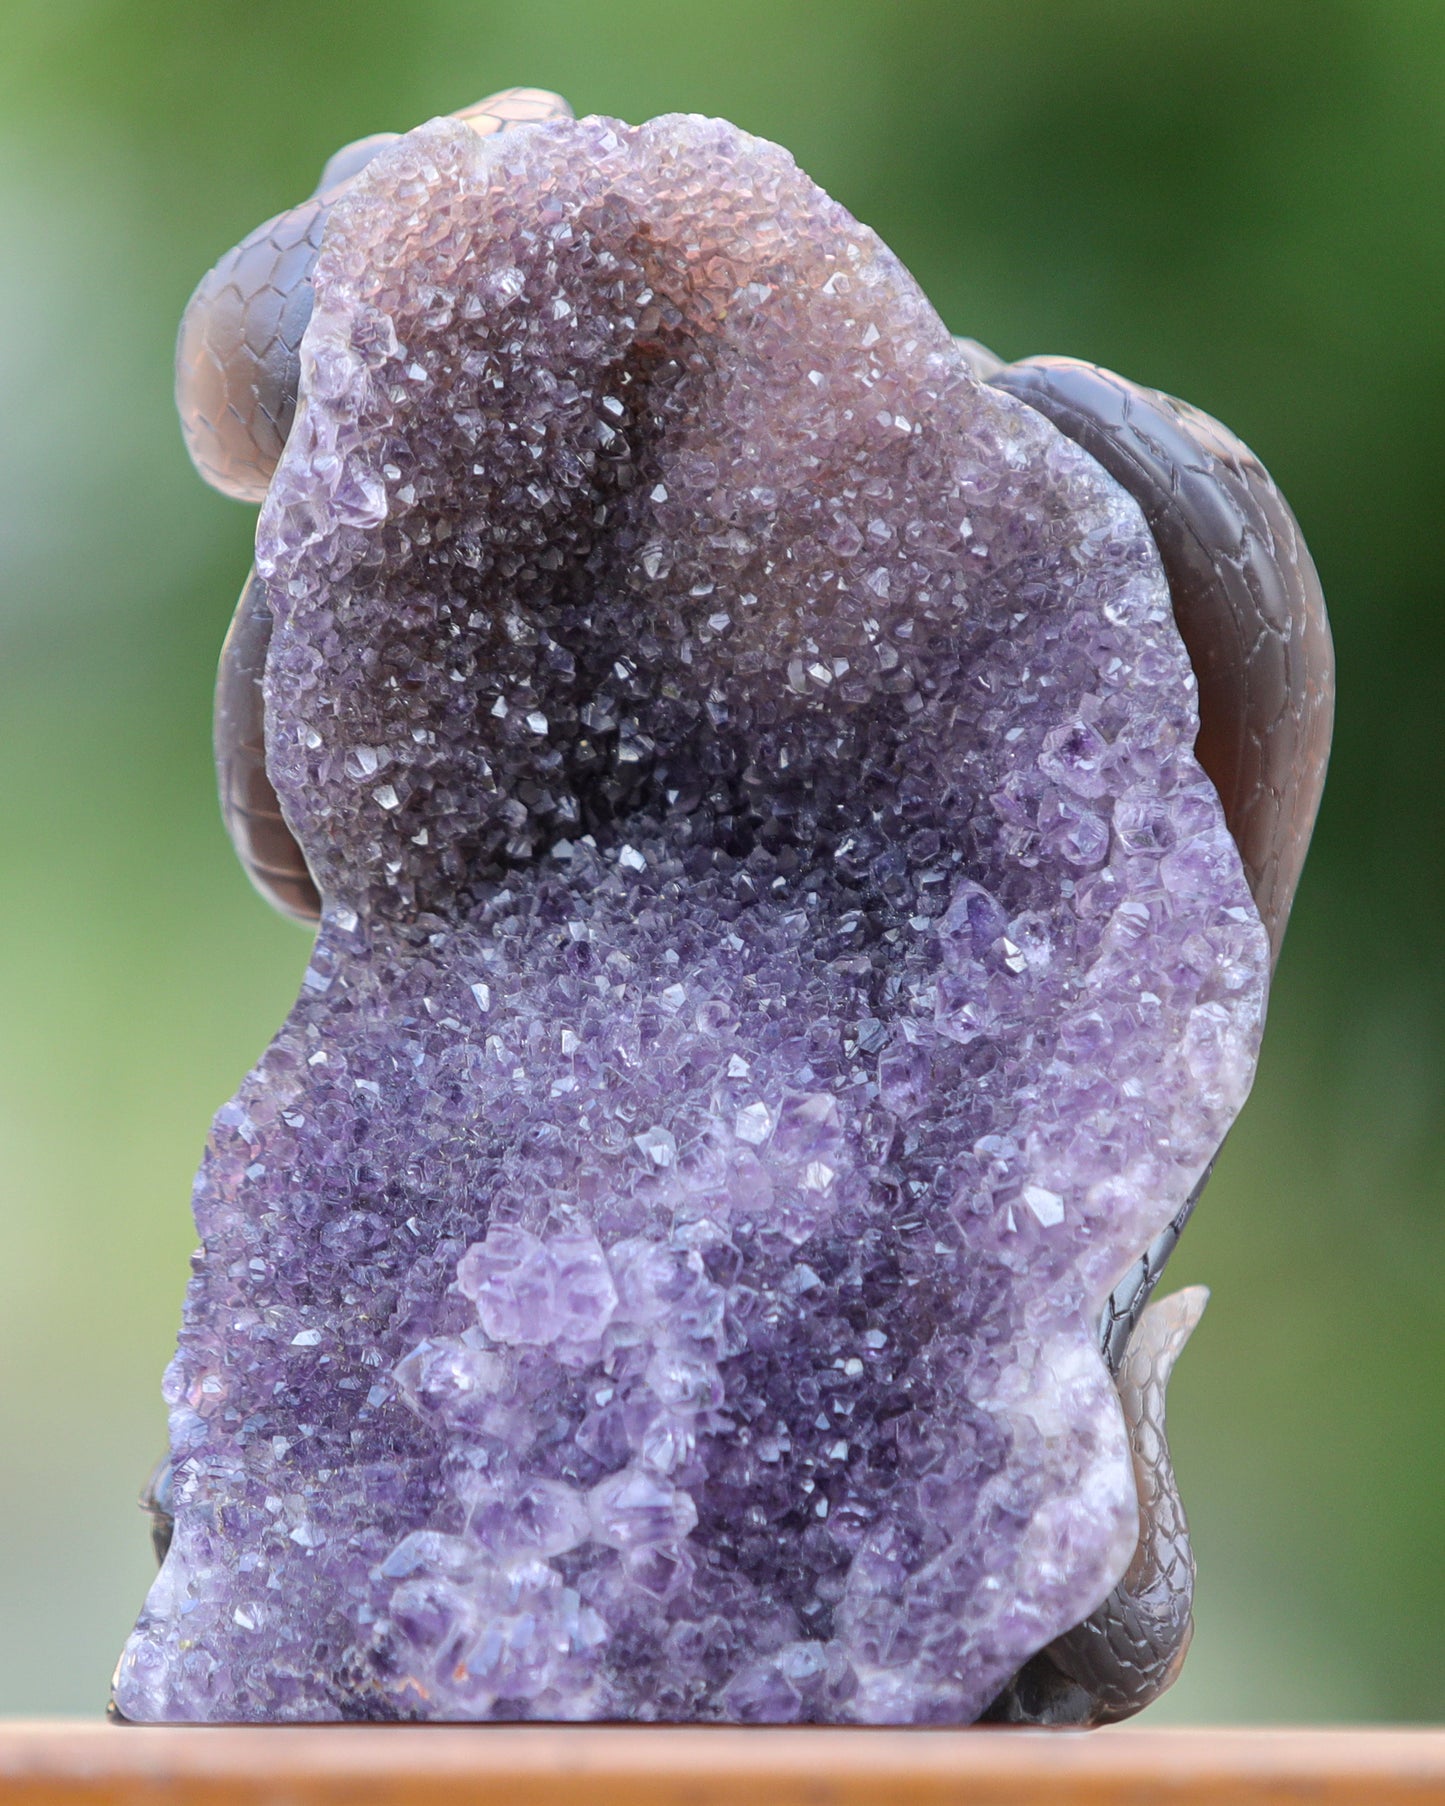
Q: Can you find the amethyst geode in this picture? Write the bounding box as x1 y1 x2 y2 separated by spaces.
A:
115 113 1268 1722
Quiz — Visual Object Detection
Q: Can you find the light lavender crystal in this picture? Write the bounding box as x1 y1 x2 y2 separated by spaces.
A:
115 113 1268 1723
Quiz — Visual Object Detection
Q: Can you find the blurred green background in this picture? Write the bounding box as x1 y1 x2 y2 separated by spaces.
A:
1 0 1441 1722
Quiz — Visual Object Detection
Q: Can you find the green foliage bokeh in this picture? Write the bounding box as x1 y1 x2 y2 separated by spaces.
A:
1 0 1441 1719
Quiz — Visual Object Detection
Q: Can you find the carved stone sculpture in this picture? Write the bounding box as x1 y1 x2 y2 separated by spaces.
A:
114 90 1331 1725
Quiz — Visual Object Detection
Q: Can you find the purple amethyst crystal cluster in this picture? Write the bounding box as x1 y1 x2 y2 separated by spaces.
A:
115 114 1267 1722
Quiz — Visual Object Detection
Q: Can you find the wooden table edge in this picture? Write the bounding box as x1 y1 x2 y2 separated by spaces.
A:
5 1721 1445 1805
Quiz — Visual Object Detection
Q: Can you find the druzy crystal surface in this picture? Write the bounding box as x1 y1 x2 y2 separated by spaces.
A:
115 114 1269 1723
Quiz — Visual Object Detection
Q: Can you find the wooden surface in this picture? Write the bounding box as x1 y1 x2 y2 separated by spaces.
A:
4 1723 1445 1806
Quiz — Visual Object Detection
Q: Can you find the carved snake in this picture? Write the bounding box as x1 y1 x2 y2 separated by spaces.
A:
158 90 1335 1725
